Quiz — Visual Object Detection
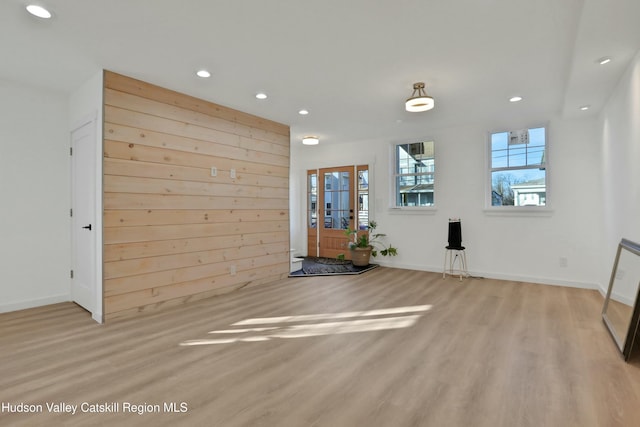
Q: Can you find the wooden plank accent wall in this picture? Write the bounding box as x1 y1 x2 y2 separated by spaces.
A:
102 71 290 320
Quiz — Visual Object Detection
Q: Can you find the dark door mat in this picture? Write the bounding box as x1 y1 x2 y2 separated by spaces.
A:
289 257 379 277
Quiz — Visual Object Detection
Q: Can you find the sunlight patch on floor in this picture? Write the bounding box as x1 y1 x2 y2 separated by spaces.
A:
180 305 432 346
233 304 433 326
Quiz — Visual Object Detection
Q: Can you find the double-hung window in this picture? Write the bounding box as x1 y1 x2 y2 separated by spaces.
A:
393 141 435 207
489 127 547 207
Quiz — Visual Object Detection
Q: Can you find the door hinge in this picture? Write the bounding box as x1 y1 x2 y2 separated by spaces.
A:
70 270 74 279
70 208 73 217
70 147 73 156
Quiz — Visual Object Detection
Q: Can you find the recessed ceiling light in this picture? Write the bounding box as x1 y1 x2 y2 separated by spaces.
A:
302 136 319 145
26 4 52 19
580 105 590 111
256 93 267 100
509 96 523 102
298 109 309 115
597 57 612 65
196 70 211 78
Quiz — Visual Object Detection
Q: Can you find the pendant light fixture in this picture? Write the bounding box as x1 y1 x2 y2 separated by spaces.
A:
405 82 434 112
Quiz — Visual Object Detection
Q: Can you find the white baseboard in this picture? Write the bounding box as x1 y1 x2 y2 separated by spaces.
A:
606 289 635 306
473 271 599 290
0 293 70 314
375 261 600 290
595 284 634 306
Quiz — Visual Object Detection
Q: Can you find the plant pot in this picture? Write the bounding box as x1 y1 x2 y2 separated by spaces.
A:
350 246 372 267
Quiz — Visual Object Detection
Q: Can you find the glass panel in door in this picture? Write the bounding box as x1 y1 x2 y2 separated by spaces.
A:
307 171 318 257
319 166 354 259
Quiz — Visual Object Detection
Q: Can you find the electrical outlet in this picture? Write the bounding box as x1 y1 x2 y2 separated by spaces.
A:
230 168 236 179
559 257 568 268
210 167 217 177
230 265 236 276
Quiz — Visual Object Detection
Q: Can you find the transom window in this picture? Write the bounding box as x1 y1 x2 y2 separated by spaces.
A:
490 127 546 207
393 141 435 207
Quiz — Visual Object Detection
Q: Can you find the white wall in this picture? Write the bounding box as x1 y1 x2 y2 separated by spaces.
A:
69 70 104 322
599 49 640 295
291 115 602 289
0 80 71 312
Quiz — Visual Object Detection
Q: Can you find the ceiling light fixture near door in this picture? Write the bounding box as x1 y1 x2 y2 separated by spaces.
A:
405 82 434 112
256 92 268 100
26 4 52 18
196 70 211 78
302 136 319 145
509 96 523 102
597 57 612 65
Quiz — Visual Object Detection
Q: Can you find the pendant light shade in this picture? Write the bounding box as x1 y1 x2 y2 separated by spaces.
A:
405 82 434 112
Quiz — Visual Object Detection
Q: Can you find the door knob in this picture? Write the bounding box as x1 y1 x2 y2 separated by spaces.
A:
82 224 92 231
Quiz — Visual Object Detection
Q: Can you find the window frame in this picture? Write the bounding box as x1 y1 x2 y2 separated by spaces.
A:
485 124 551 214
390 140 436 213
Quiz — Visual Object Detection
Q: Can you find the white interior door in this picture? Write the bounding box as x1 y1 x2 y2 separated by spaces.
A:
71 120 96 315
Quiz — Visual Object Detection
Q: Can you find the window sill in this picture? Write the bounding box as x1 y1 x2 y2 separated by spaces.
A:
388 206 437 215
483 207 554 217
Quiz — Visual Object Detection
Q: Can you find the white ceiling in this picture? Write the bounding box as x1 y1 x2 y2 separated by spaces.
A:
2 0 639 145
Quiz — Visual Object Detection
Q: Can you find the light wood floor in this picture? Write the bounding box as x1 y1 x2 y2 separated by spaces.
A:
2 268 640 427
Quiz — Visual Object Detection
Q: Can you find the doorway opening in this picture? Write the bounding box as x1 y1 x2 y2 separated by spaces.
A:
307 165 369 259
70 118 98 320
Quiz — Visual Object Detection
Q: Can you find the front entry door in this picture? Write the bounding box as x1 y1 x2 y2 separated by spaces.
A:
307 165 369 259
319 166 354 258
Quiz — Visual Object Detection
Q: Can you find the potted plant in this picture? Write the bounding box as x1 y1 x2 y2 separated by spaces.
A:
344 221 398 266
